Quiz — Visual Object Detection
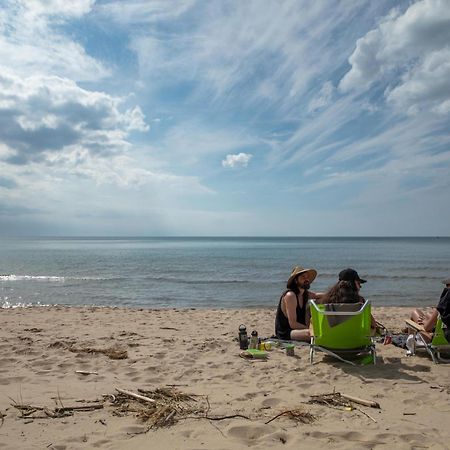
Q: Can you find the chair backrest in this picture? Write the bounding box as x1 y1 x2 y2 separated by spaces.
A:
310 300 372 349
431 317 450 346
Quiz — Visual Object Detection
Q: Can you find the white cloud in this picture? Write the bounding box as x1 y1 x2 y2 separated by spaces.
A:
386 48 450 115
124 1 377 109
0 0 108 81
0 68 149 167
340 0 450 115
307 81 335 113
97 0 196 25
155 122 259 168
222 153 252 169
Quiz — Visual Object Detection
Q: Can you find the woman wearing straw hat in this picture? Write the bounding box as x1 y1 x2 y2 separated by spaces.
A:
275 266 323 341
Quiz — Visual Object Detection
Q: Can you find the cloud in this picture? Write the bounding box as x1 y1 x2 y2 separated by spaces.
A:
97 0 196 25
340 0 450 115
0 69 148 166
0 0 108 81
122 0 377 110
386 48 450 115
307 81 335 113
222 153 252 169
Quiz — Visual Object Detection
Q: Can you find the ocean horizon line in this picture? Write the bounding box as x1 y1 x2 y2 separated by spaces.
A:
1 235 450 240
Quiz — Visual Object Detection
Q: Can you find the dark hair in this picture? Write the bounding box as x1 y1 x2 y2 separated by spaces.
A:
286 276 299 293
286 275 309 305
320 280 362 304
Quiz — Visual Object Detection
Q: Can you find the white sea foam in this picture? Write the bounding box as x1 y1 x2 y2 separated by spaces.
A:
0 274 65 282
1 300 50 309
0 275 109 282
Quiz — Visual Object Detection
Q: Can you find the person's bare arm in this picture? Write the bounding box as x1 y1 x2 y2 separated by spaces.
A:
309 291 324 301
284 291 307 329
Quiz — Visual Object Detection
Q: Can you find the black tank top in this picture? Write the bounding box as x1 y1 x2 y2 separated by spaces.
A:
275 290 306 340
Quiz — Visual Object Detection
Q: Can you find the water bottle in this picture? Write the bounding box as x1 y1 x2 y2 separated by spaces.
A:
249 330 258 349
238 324 248 350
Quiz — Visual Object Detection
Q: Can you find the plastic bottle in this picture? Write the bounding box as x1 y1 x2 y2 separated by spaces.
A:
405 334 415 355
238 324 248 350
249 330 258 349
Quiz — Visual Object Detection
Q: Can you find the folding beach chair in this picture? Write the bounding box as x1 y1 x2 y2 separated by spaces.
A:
405 317 450 363
309 300 376 365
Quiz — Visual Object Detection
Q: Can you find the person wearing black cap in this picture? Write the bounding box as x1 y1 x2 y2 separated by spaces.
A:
320 268 367 304
409 277 450 342
319 268 378 329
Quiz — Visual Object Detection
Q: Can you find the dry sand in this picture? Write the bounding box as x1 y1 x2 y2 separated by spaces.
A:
0 306 449 450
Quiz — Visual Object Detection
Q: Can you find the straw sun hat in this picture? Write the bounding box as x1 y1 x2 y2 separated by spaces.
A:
287 266 317 287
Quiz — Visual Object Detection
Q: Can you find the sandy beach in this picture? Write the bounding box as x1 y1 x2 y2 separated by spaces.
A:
0 306 449 450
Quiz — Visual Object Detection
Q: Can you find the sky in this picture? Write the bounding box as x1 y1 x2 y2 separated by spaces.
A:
1 0 450 236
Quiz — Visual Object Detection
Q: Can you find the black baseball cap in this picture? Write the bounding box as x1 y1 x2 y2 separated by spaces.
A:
339 268 367 284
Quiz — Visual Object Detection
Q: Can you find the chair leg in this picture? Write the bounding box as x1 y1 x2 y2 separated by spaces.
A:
435 351 450 363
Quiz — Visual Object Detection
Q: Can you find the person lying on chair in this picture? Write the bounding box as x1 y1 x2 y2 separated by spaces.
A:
409 277 450 342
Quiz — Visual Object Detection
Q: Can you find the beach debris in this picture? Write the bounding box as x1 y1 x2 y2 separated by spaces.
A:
308 392 379 422
339 393 380 409
75 370 98 375
11 401 103 419
309 392 379 409
0 410 5 428
430 384 450 394
108 387 251 429
115 388 156 404
265 408 316 425
109 386 205 429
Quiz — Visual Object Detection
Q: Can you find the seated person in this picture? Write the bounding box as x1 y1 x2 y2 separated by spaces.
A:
318 268 378 330
409 277 450 342
275 266 323 341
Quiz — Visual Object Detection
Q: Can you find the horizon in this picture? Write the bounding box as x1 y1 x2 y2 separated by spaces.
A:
2 235 450 239
1 0 450 237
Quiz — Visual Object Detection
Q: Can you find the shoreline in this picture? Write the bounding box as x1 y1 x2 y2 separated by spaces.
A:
1 306 448 449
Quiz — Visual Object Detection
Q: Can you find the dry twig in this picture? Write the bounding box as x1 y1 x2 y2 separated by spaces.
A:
265 408 315 425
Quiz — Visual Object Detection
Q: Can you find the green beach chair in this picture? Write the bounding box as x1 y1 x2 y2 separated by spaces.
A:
309 300 376 365
405 317 450 363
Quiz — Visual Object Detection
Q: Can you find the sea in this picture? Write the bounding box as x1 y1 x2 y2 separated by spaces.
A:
1 237 449 309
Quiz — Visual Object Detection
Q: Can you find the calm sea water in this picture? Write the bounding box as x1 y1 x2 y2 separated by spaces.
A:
1 237 449 309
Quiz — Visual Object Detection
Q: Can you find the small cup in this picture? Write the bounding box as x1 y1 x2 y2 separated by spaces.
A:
285 344 295 356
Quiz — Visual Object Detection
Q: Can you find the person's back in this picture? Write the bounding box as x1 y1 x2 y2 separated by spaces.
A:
317 269 377 330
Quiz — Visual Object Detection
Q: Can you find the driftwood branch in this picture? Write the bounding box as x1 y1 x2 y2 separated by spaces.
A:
115 388 156 404
339 394 380 409
355 407 377 422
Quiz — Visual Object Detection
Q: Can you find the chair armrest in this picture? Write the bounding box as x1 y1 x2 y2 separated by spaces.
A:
405 319 426 332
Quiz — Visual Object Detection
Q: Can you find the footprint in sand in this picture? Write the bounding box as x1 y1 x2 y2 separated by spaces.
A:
261 397 282 408
227 424 274 443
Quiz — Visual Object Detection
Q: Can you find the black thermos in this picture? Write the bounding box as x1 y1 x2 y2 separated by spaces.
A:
238 324 248 349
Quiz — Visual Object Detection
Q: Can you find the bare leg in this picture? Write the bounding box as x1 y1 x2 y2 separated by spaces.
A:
290 329 310 342
409 309 434 343
410 309 430 325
